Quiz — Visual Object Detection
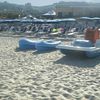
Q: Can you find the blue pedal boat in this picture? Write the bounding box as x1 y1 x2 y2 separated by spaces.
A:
35 40 61 51
57 39 100 58
19 38 42 50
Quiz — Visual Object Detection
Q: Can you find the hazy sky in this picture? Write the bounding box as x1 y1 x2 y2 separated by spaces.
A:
0 0 100 6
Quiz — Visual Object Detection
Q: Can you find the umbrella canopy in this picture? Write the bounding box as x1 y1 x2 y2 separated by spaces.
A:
0 19 20 23
91 17 100 20
60 18 76 22
79 17 93 20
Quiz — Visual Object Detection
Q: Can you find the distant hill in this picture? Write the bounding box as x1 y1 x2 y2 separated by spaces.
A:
0 1 100 18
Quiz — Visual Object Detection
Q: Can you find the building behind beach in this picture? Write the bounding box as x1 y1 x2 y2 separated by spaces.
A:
55 2 100 18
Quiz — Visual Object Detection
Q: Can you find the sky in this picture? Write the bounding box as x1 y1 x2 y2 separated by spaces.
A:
0 0 100 6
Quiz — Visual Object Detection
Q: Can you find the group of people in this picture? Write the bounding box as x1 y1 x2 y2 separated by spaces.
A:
0 20 100 37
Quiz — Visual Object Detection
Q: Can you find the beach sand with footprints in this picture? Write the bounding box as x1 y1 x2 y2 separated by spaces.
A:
0 36 100 100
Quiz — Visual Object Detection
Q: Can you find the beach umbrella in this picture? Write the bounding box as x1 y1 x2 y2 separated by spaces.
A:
92 17 100 20
79 17 93 20
0 19 20 23
60 18 76 22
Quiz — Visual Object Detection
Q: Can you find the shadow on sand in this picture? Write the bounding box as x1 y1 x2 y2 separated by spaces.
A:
54 53 100 68
15 47 36 52
33 49 56 55
15 47 56 54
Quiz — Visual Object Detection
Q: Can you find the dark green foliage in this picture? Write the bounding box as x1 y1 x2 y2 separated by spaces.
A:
0 1 41 18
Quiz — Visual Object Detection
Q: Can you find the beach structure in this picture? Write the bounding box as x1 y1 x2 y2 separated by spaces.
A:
55 2 100 18
42 10 56 19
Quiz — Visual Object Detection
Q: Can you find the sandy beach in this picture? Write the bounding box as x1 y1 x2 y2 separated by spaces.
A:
0 36 100 100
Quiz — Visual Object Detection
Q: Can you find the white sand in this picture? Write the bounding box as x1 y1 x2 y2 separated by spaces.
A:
0 37 100 100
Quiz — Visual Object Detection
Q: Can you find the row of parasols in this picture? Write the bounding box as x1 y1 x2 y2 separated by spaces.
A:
0 17 100 23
